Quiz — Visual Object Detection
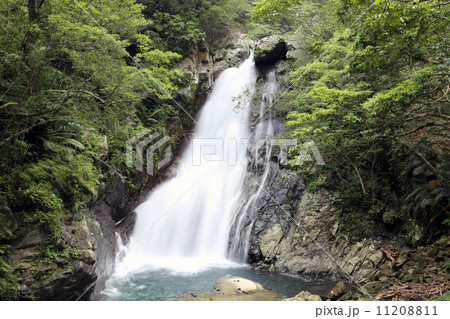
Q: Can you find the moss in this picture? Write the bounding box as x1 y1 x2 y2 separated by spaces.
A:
427 291 450 301
36 211 61 245
254 48 271 58
337 209 378 242
0 280 18 301
70 248 81 259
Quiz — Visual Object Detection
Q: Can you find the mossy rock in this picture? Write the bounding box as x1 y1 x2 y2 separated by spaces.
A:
359 280 390 295
254 36 287 66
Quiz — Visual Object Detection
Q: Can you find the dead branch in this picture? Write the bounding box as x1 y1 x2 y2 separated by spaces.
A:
402 112 450 123
0 102 19 111
392 122 440 138
433 1 450 6
396 138 438 176
375 282 450 301
381 245 400 264
349 161 366 196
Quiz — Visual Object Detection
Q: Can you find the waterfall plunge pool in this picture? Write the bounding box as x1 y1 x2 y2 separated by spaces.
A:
101 262 335 301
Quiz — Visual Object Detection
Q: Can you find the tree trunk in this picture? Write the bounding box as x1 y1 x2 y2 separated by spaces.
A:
28 0 37 22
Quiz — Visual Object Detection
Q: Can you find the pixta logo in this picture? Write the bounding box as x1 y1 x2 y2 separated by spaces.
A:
293 139 325 166
190 137 324 167
126 130 173 175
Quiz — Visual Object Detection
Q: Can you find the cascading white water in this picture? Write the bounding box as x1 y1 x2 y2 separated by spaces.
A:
114 56 257 275
227 70 278 262
101 61 333 301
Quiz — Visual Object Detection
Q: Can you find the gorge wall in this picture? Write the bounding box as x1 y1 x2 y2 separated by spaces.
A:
233 37 405 282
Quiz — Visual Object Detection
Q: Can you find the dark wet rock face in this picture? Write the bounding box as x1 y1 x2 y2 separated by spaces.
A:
243 164 305 265
89 200 116 299
103 177 129 222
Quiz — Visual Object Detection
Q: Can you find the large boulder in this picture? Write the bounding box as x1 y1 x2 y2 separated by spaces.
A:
259 224 283 262
332 281 348 298
247 188 397 280
282 290 322 301
11 214 100 300
167 275 280 301
213 274 266 295
254 36 288 66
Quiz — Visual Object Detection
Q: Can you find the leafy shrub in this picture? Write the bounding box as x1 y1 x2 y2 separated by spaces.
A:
0 245 17 301
428 291 450 301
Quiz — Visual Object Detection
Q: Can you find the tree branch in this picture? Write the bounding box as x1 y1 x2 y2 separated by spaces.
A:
0 102 19 111
433 1 450 6
0 118 64 148
402 112 450 123
392 122 447 138
344 154 367 195
27 0 37 22
49 89 106 104
396 138 438 177
351 163 367 196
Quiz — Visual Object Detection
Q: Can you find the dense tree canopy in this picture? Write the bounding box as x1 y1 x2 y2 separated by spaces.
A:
0 0 189 298
251 0 449 238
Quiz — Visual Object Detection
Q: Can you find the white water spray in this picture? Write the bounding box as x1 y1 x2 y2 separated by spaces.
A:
115 56 257 275
227 70 278 262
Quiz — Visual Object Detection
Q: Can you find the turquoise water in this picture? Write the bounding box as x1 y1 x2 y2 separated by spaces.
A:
101 265 335 301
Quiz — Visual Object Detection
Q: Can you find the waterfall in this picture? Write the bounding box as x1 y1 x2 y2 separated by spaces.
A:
227 70 278 262
115 232 127 263
115 56 258 275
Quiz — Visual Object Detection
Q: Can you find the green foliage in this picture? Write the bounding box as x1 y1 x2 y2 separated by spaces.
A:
70 248 81 259
245 21 280 39
265 0 450 238
0 0 187 216
251 0 302 22
427 291 450 301
0 0 194 292
248 0 327 39
441 259 450 272
0 245 17 300
139 0 253 51
147 12 206 55
36 211 61 244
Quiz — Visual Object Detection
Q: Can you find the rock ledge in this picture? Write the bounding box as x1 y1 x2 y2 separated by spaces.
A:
254 36 288 65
